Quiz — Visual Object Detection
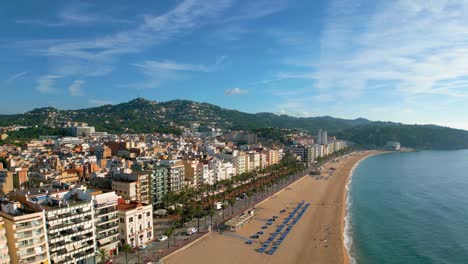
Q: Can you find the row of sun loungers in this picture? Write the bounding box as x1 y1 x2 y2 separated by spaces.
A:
246 201 311 256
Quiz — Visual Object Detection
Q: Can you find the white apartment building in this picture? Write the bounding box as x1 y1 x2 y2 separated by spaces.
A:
117 201 153 247
92 192 120 256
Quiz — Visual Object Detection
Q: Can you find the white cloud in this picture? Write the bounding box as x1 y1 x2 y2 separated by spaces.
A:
225 88 248 95
314 0 468 99
33 0 232 61
126 59 221 89
68 80 84 96
16 4 131 27
89 99 112 106
19 0 233 84
36 75 61 94
6 72 27 83
135 60 212 72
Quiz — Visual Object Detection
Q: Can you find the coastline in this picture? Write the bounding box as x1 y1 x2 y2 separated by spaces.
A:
341 151 388 264
165 150 384 264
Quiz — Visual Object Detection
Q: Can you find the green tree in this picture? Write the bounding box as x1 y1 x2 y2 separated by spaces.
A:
121 244 132 264
96 248 110 264
227 197 236 216
164 227 175 249
208 207 216 228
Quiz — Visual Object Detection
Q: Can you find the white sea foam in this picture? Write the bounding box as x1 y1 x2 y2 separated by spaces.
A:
344 154 376 264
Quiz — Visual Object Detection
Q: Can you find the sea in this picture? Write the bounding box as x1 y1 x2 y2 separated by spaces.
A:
345 150 468 264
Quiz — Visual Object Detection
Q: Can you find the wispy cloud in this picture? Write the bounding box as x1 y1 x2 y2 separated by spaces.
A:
89 99 112 106
213 0 288 41
6 71 27 83
37 75 61 94
18 0 233 88
68 80 84 96
314 0 468 99
127 59 222 89
16 4 131 27
225 88 248 95
31 0 232 61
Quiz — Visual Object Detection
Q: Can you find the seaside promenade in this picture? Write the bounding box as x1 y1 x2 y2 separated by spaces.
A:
163 150 381 264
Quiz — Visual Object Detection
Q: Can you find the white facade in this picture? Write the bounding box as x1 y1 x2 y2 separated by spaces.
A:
117 202 154 248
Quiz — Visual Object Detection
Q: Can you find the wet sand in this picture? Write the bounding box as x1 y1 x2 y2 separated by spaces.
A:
165 151 382 264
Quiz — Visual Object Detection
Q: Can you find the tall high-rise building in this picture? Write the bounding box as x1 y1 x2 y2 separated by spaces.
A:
317 129 328 145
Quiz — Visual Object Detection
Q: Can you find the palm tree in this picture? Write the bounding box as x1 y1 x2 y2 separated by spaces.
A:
208 207 216 229
193 202 204 232
227 197 236 216
164 227 174 249
96 248 109 264
221 203 227 221
121 244 132 264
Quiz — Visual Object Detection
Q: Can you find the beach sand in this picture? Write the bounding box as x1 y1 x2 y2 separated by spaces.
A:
164 150 382 264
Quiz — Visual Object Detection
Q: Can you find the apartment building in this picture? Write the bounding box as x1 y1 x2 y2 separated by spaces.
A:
42 191 96 264
117 200 153 247
0 201 49 264
232 154 246 175
0 171 13 195
150 166 169 208
159 161 185 193
92 192 119 256
112 180 138 201
112 173 150 204
0 218 9 264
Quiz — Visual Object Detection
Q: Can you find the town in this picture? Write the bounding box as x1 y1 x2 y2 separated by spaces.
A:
0 124 347 264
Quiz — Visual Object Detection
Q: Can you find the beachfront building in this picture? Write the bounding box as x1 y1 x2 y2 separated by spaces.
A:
117 200 153 247
150 166 169 208
159 160 185 193
232 153 246 175
92 192 120 256
0 200 49 264
0 218 9 264
42 190 96 264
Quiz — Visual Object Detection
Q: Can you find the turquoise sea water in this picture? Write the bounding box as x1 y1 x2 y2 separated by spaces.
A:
348 150 468 264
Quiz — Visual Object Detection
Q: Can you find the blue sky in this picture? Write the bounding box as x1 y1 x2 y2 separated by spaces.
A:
2 0 468 130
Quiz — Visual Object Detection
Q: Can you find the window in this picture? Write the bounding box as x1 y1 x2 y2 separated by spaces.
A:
146 212 150 217
129 217 133 222
119 218 124 223
147 232 151 238
138 214 142 220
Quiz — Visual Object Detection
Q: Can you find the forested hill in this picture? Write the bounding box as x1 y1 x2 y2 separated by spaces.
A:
1 98 468 150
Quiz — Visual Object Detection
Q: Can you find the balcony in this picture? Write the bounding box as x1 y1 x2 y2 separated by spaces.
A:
15 230 44 240
96 207 117 216
98 234 119 247
16 237 46 250
19 253 47 264
16 220 43 231
48 216 92 231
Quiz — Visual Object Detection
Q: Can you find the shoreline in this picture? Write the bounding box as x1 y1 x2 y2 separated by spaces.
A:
341 151 388 264
165 150 384 264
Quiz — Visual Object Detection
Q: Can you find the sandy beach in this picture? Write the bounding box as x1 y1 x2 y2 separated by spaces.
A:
164 150 382 264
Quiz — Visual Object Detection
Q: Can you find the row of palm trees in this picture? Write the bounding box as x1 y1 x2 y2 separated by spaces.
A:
160 155 307 227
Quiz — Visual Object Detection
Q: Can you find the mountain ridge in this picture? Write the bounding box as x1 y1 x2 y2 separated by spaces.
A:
1 98 468 150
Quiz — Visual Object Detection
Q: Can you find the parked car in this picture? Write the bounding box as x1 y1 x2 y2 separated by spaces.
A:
139 244 147 250
214 202 223 210
158 235 168 242
186 227 197 235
